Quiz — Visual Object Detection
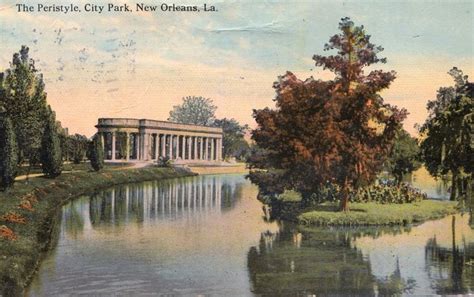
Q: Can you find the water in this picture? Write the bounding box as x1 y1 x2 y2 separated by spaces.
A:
27 173 473 296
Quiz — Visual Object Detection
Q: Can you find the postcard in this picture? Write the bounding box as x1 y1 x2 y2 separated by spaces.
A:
0 0 472 296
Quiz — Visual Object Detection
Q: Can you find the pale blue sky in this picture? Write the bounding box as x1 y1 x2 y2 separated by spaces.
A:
0 0 472 136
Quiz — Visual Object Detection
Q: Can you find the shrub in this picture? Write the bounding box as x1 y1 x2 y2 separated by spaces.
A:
306 183 426 205
156 156 172 168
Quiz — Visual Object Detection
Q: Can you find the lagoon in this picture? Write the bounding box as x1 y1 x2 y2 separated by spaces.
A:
26 173 473 296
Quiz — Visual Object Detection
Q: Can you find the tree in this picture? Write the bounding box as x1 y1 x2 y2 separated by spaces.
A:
386 129 421 185
248 18 406 211
168 96 217 126
89 134 104 171
0 107 18 190
213 118 250 160
420 68 473 201
0 46 48 171
70 134 89 164
40 107 62 178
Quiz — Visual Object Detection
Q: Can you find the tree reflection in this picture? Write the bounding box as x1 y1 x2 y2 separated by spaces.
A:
424 216 474 294
63 200 85 239
247 223 416 296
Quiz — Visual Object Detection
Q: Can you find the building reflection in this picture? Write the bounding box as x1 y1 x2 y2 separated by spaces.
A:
247 223 416 296
61 175 245 229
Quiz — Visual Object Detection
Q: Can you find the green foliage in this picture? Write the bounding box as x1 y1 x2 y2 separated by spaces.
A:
69 134 89 164
213 118 250 160
88 134 104 171
0 108 18 190
248 18 406 211
168 96 217 126
40 108 62 178
386 129 421 184
0 46 48 166
156 156 172 167
419 67 473 200
277 183 426 205
349 184 426 204
298 200 458 226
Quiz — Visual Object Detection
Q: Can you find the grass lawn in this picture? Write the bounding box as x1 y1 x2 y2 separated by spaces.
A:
298 200 459 226
0 165 194 296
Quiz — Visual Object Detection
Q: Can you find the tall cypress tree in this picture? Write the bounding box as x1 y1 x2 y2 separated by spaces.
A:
0 46 48 169
0 107 18 190
89 134 104 171
40 107 62 178
248 18 406 211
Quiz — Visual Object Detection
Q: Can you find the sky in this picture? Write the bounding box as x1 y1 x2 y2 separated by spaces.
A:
0 0 472 137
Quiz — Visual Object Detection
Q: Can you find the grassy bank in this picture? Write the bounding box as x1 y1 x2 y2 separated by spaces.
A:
0 165 195 296
298 200 459 226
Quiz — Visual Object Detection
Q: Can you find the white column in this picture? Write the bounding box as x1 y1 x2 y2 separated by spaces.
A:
100 132 105 151
154 134 158 160
126 132 130 161
210 138 215 161
181 136 185 159
143 133 149 161
168 135 173 158
199 137 203 160
204 138 208 160
193 136 197 160
136 133 141 160
111 132 116 160
187 136 192 160
161 134 166 157
218 138 222 161
176 135 180 159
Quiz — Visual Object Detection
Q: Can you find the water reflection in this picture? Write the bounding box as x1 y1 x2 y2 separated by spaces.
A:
424 216 474 294
28 174 279 296
61 175 243 239
27 174 474 296
248 215 474 296
406 167 450 200
248 224 415 296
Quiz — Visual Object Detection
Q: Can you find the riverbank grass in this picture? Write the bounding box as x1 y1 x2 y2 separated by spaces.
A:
0 165 195 296
298 200 459 226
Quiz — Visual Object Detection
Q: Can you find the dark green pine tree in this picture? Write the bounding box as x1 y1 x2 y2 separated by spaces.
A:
40 107 62 178
89 133 104 171
0 107 18 190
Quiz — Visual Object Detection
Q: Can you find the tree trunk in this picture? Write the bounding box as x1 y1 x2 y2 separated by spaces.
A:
340 179 350 212
396 173 403 187
450 172 458 201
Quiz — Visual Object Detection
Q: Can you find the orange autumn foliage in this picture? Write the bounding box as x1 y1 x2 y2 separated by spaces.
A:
0 225 17 241
1 211 27 224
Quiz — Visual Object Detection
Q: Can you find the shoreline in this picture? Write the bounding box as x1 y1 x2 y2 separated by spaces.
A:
188 162 248 175
0 166 196 296
267 199 460 227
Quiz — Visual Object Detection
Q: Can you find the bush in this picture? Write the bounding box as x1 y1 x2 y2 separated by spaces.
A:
156 156 172 168
306 183 426 205
351 183 427 204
